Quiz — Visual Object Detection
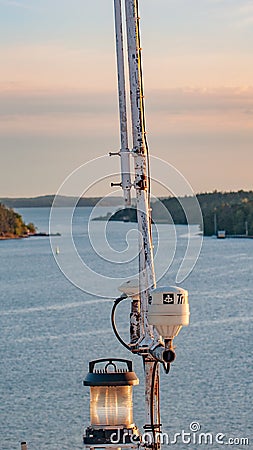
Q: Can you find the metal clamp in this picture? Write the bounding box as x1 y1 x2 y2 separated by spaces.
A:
111 182 122 187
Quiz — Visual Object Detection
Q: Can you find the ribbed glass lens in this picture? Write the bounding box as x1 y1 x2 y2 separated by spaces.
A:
90 386 133 427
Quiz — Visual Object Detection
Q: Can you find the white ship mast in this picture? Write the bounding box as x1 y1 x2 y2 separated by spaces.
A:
112 1 189 450
114 1 160 446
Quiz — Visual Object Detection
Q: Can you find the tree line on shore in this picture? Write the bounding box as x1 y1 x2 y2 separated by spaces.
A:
1 190 252 237
110 190 253 236
0 203 35 238
160 190 253 236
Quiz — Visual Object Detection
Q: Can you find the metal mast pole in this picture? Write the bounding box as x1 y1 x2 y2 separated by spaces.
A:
124 1 160 449
124 0 156 340
113 0 132 206
113 2 181 449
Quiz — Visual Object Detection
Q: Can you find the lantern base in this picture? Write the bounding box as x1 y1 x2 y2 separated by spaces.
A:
83 425 140 448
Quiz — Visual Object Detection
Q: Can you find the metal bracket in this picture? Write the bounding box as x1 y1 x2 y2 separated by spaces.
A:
109 151 120 156
111 182 122 187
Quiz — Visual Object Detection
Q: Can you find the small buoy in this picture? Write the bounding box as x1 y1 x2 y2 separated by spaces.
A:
55 246 60 255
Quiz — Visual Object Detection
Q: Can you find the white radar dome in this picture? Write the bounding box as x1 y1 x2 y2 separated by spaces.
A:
148 286 189 339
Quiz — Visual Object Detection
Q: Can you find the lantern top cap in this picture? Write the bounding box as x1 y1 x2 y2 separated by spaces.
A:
83 358 139 386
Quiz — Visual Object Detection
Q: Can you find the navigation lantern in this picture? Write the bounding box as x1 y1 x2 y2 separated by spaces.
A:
83 358 139 448
148 286 190 341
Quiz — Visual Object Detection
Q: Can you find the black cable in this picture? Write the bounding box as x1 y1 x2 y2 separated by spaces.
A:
150 360 159 446
157 362 161 441
136 1 152 235
111 295 131 351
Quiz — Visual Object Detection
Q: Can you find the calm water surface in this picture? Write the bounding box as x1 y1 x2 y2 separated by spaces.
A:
0 208 252 449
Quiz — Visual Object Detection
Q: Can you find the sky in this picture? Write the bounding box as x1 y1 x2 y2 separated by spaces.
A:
0 0 253 198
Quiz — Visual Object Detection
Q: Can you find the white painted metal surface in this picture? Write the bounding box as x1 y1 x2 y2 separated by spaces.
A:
148 286 190 339
113 2 189 450
114 0 132 206
124 0 156 342
114 2 160 449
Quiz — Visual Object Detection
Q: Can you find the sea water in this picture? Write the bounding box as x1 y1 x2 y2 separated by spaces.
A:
0 207 252 449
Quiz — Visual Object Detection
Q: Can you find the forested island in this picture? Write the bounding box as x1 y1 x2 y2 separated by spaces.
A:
108 190 253 237
195 191 253 236
0 203 35 239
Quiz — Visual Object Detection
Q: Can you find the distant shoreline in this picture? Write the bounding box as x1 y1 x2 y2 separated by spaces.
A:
0 234 24 240
0 232 61 241
1 190 252 209
0 195 122 209
1 190 253 237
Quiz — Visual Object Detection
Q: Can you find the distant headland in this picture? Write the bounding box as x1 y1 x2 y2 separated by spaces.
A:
0 203 36 240
95 190 253 237
0 195 122 208
1 190 253 237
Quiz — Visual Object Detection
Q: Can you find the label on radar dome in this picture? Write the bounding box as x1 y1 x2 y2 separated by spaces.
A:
163 293 185 304
163 293 174 304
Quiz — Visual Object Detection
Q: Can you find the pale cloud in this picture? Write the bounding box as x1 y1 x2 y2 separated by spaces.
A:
0 113 117 137
147 86 253 111
0 86 252 138
1 33 252 94
216 0 253 27
0 89 118 116
0 43 115 91
237 1 253 15
144 51 253 89
0 0 30 8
